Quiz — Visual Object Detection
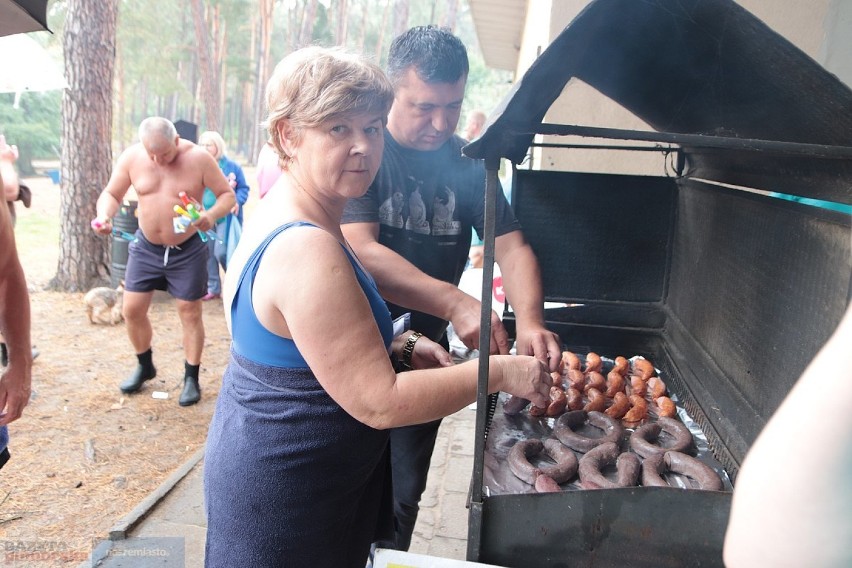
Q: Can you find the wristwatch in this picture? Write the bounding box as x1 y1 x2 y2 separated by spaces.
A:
401 331 423 371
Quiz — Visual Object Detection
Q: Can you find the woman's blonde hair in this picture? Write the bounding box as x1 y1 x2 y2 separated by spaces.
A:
198 130 226 159
263 46 394 170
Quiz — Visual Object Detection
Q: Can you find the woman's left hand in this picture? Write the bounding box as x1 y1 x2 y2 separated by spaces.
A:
411 336 453 370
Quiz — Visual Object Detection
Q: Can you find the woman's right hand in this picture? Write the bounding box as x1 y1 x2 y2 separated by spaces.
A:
490 355 551 408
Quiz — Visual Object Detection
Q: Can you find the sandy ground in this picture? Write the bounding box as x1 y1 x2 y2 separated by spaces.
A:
0 168 260 563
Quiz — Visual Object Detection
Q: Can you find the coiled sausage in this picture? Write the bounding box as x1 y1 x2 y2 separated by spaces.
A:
578 442 641 489
629 417 693 458
553 410 624 453
641 450 723 491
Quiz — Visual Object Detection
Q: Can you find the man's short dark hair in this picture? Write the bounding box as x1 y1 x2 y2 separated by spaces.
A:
387 25 469 86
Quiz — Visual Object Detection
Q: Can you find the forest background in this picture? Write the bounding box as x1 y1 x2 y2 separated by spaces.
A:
0 0 512 291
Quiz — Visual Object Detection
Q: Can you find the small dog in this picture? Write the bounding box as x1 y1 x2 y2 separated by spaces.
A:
84 283 124 325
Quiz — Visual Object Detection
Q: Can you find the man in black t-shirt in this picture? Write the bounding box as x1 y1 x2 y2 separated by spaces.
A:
342 25 561 551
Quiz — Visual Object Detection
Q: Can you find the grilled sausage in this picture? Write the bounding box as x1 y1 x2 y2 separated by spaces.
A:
648 376 667 398
656 396 677 418
562 350 581 371
641 450 723 491
622 394 648 425
539 437 579 483
605 370 626 397
535 474 563 493
578 442 640 489
545 386 568 417
529 403 547 417
664 451 723 491
613 356 630 376
583 387 607 412
632 358 656 381
567 369 586 390
605 391 631 419
507 439 544 484
584 352 602 374
584 371 606 393
503 395 530 416
629 417 693 458
566 387 584 411
508 437 579 488
629 375 647 396
553 410 624 453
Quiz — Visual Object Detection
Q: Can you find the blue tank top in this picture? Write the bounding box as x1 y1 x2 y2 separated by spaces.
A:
231 221 393 367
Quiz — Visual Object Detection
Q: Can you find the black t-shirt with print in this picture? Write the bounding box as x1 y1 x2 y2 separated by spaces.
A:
342 131 520 341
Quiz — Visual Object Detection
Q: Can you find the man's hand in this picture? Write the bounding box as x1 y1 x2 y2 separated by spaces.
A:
515 325 562 373
192 211 215 233
448 293 511 355
410 335 453 369
0 362 32 426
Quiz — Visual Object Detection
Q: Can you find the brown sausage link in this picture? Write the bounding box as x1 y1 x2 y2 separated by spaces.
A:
529 404 547 417
503 395 530 416
664 451 723 491
507 439 544 484
566 369 586 390
648 376 667 398
616 452 642 487
578 441 621 489
641 452 668 487
605 391 630 419
583 387 607 412
535 474 562 493
584 352 602 373
566 387 584 411
630 417 693 458
622 394 648 424
584 371 606 393
605 370 626 397
629 375 647 396
632 358 656 381
613 356 630 376
656 396 677 418
562 350 581 371
545 387 568 417
540 438 579 483
553 410 624 453
578 442 640 489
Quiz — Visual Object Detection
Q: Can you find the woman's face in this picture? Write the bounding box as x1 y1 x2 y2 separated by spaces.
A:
201 139 219 159
285 111 385 200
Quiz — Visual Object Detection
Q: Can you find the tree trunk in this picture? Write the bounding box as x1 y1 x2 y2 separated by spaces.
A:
442 0 459 31
375 0 392 61
54 0 118 291
300 0 318 47
392 0 409 38
336 0 349 46
190 0 221 131
252 0 275 163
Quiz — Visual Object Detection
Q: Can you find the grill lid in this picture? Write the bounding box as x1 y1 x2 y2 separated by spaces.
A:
464 0 852 202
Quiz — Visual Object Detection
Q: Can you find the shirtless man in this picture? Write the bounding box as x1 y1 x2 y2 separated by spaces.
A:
93 117 235 406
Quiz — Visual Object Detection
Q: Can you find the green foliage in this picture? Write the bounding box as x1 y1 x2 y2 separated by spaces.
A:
0 91 62 174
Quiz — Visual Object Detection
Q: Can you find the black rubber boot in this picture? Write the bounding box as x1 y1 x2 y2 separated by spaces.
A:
119 349 156 394
179 361 201 406
119 364 157 394
179 376 201 406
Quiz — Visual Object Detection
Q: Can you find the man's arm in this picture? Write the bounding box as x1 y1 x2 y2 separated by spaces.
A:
495 230 562 372
341 221 510 354
93 153 134 233
195 153 236 232
0 174 32 427
0 135 20 203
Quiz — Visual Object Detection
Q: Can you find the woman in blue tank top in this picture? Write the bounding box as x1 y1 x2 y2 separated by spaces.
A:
203 46 552 568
